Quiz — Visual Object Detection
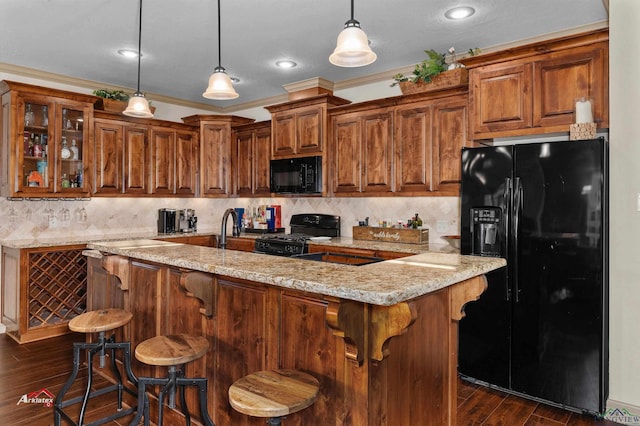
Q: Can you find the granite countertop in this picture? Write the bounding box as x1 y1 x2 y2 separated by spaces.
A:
87 239 505 306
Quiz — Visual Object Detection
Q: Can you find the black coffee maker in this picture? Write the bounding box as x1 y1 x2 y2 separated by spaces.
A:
158 208 178 234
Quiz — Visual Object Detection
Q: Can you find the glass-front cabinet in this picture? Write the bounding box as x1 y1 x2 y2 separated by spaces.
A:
1 81 95 197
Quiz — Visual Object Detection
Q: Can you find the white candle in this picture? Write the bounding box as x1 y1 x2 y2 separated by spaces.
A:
575 99 593 124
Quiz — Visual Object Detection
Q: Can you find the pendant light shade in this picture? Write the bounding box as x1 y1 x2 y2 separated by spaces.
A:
329 0 377 67
123 0 153 118
203 0 239 100
124 92 153 118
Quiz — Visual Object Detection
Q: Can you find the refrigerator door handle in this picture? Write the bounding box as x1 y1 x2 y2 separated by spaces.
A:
503 177 512 301
513 177 523 303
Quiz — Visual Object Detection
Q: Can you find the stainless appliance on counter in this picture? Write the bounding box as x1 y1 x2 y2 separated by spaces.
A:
254 213 340 256
459 138 608 415
158 208 197 234
178 209 197 233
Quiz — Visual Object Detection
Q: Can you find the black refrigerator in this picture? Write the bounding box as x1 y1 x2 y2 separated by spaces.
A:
459 138 608 415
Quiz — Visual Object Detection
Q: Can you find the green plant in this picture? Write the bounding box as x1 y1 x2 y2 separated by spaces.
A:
92 89 130 101
391 49 447 87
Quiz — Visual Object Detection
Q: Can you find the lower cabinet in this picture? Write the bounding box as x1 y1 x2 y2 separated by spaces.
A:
1 244 87 343
92 254 467 425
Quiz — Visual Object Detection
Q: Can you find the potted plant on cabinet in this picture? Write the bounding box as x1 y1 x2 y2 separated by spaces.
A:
391 48 472 95
92 89 155 114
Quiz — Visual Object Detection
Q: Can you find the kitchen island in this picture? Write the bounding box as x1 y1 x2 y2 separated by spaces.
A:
86 239 505 425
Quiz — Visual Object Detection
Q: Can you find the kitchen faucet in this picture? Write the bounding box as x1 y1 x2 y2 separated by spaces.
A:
219 208 240 249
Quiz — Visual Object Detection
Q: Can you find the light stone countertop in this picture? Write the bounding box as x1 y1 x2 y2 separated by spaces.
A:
87 239 505 306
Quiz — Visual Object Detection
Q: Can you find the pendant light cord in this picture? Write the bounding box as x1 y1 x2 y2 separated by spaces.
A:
136 0 143 93
217 0 222 68
350 0 354 20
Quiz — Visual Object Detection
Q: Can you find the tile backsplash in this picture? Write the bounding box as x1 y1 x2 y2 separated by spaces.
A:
0 196 460 244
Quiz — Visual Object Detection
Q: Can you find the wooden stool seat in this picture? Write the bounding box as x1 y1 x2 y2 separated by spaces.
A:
229 369 320 419
68 308 133 333
134 334 209 366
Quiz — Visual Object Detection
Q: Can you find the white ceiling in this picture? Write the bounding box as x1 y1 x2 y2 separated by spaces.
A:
0 1 608 111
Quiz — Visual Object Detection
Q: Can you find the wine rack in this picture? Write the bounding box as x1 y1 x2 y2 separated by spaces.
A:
2 244 87 343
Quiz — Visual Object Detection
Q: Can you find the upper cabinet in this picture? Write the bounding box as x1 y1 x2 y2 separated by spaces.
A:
266 94 350 159
232 120 271 197
1 81 95 198
92 112 198 197
182 115 254 198
331 108 394 194
330 92 468 196
465 30 608 139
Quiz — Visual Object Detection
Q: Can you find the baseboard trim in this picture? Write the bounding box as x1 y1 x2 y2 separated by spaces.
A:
605 399 640 425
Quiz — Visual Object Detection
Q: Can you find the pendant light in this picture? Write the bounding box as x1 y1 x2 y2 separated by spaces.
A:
123 0 154 118
329 0 377 67
203 0 239 100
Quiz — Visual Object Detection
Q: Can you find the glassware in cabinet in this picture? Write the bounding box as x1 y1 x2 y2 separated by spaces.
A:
21 99 53 190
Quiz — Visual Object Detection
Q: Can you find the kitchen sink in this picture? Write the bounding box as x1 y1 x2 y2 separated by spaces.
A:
292 252 384 266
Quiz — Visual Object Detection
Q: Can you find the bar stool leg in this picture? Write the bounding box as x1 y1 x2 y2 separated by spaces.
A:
54 341 83 425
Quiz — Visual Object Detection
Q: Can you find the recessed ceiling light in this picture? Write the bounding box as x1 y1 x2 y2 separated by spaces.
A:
118 49 140 58
444 6 475 20
276 60 297 69
230 76 240 83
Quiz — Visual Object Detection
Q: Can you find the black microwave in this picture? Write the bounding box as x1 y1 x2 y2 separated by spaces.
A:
270 156 322 194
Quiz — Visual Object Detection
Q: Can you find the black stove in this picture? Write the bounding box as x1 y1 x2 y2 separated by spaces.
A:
254 214 340 256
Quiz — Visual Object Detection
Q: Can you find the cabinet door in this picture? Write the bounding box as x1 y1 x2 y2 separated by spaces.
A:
272 112 296 158
175 130 198 196
150 127 175 195
234 129 253 196
433 97 468 188
123 125 149 194
200 123 230 196
331 113 361 193
395 103 433 192
93 120 123 194
470 63 533 135
253 126 271 195
533 43 607 128
361 110 393 193
296 105 323 155
14 94 55 195
55 100 91 195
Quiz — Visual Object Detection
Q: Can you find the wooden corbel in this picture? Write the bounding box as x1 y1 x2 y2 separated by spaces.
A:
369 302 416 361
179 271 215 318
326 299 366 365
450 275 488 321
101 255 130 291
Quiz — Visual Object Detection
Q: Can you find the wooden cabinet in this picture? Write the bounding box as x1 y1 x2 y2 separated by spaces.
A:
395 96 468 194
266 94 350 159
149 127 198 196
155 234 217 247
233 121 271 196
466 32 608 139
0 81 95 197
93 113 198 196
1 244 87 343
183 115 253 198
331 108 394 194
330 92 468 196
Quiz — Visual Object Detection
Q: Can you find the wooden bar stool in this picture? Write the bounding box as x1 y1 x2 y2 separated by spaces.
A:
54 308 138 426
129 334 214 426
228 369 320 425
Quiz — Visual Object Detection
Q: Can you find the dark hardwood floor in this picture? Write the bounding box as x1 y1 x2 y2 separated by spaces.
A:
0 332 621 426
